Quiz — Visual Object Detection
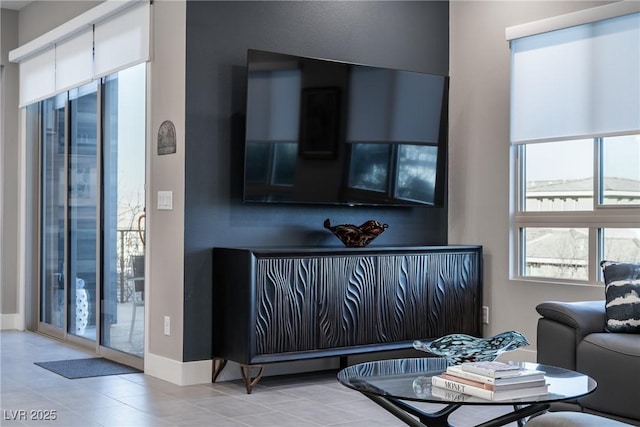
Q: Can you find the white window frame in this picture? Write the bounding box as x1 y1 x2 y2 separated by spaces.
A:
507 3 640 285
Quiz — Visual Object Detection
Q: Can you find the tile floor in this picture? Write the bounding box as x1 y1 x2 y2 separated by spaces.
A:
0 331 517 427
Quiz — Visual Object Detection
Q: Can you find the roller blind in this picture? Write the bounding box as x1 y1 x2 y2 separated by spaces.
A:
19 48 55 106
94 1 151 78
55 28 93 95
10 0 150 107
509 11 640 144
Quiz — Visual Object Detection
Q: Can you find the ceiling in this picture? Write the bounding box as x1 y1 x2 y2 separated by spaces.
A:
1 1 33 10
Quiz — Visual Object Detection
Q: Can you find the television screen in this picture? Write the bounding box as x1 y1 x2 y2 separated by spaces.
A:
243 49 448 207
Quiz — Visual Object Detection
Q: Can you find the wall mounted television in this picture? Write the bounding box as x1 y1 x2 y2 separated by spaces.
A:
243 49 449 207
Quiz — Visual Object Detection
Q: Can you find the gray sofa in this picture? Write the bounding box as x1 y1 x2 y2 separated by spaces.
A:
536 300 640 426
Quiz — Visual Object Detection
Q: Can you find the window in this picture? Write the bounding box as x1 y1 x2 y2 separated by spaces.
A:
508 6 640 283
515 136 640 282
601 135 640 206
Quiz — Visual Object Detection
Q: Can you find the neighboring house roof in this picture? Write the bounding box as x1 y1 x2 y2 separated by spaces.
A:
523 177 640 270
527 177 640 195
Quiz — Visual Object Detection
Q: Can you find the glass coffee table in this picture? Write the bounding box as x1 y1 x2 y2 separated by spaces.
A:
337 358 596 427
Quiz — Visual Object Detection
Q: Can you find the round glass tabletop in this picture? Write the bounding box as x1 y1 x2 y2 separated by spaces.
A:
337 357 597 405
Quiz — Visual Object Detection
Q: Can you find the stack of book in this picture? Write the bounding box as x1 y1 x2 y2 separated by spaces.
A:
431 361 548 401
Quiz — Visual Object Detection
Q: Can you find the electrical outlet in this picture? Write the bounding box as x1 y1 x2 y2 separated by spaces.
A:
164 316 171 336
482 306 489 324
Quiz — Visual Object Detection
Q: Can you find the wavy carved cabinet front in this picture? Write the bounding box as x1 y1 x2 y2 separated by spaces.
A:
213 246 482 368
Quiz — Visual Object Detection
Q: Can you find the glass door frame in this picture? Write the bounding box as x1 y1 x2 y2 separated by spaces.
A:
99 63 148 369
96 69 145 368
35 76 145 371
37 95 69 342
37 84 102 352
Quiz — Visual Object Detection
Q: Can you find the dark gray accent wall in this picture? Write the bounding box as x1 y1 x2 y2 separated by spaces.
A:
184 1 450 361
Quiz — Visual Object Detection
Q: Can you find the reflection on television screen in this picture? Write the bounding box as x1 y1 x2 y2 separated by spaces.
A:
348 144 390 193
243 49 448 207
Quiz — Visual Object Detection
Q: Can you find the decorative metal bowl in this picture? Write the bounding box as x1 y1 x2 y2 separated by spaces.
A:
324 218 389 248
413 331 530 365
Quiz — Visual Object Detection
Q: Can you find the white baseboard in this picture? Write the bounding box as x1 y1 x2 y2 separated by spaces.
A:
144 352 213 386
0 314 19 330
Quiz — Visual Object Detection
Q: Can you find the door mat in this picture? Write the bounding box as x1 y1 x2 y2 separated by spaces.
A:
34 358 141 379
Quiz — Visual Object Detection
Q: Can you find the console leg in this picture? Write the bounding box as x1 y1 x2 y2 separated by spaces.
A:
340 356 348 369
240 364 264 394
212 358 227 383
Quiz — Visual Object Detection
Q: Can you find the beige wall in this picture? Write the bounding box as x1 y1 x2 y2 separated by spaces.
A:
1 9 20 323
448 0 612 360
146 0 186 363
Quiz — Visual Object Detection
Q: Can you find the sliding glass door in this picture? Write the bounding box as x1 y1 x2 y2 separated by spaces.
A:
40 94 67 336
101 63 146 357
40 82 99 343
38 65 146 362
68 82 99 341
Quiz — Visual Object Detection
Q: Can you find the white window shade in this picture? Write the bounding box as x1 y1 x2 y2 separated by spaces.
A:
9 0 150 107
510 12 640 144
55 28 93 94
94 1 151 79
19 48 55 107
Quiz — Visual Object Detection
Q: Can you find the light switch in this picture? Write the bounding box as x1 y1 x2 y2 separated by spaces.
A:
157 191 173 210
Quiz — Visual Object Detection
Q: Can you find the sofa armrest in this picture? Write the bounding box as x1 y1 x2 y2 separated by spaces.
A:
536 300 606 340
536 300 606 371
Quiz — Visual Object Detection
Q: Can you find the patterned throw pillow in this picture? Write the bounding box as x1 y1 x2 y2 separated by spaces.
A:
600 261 640 333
